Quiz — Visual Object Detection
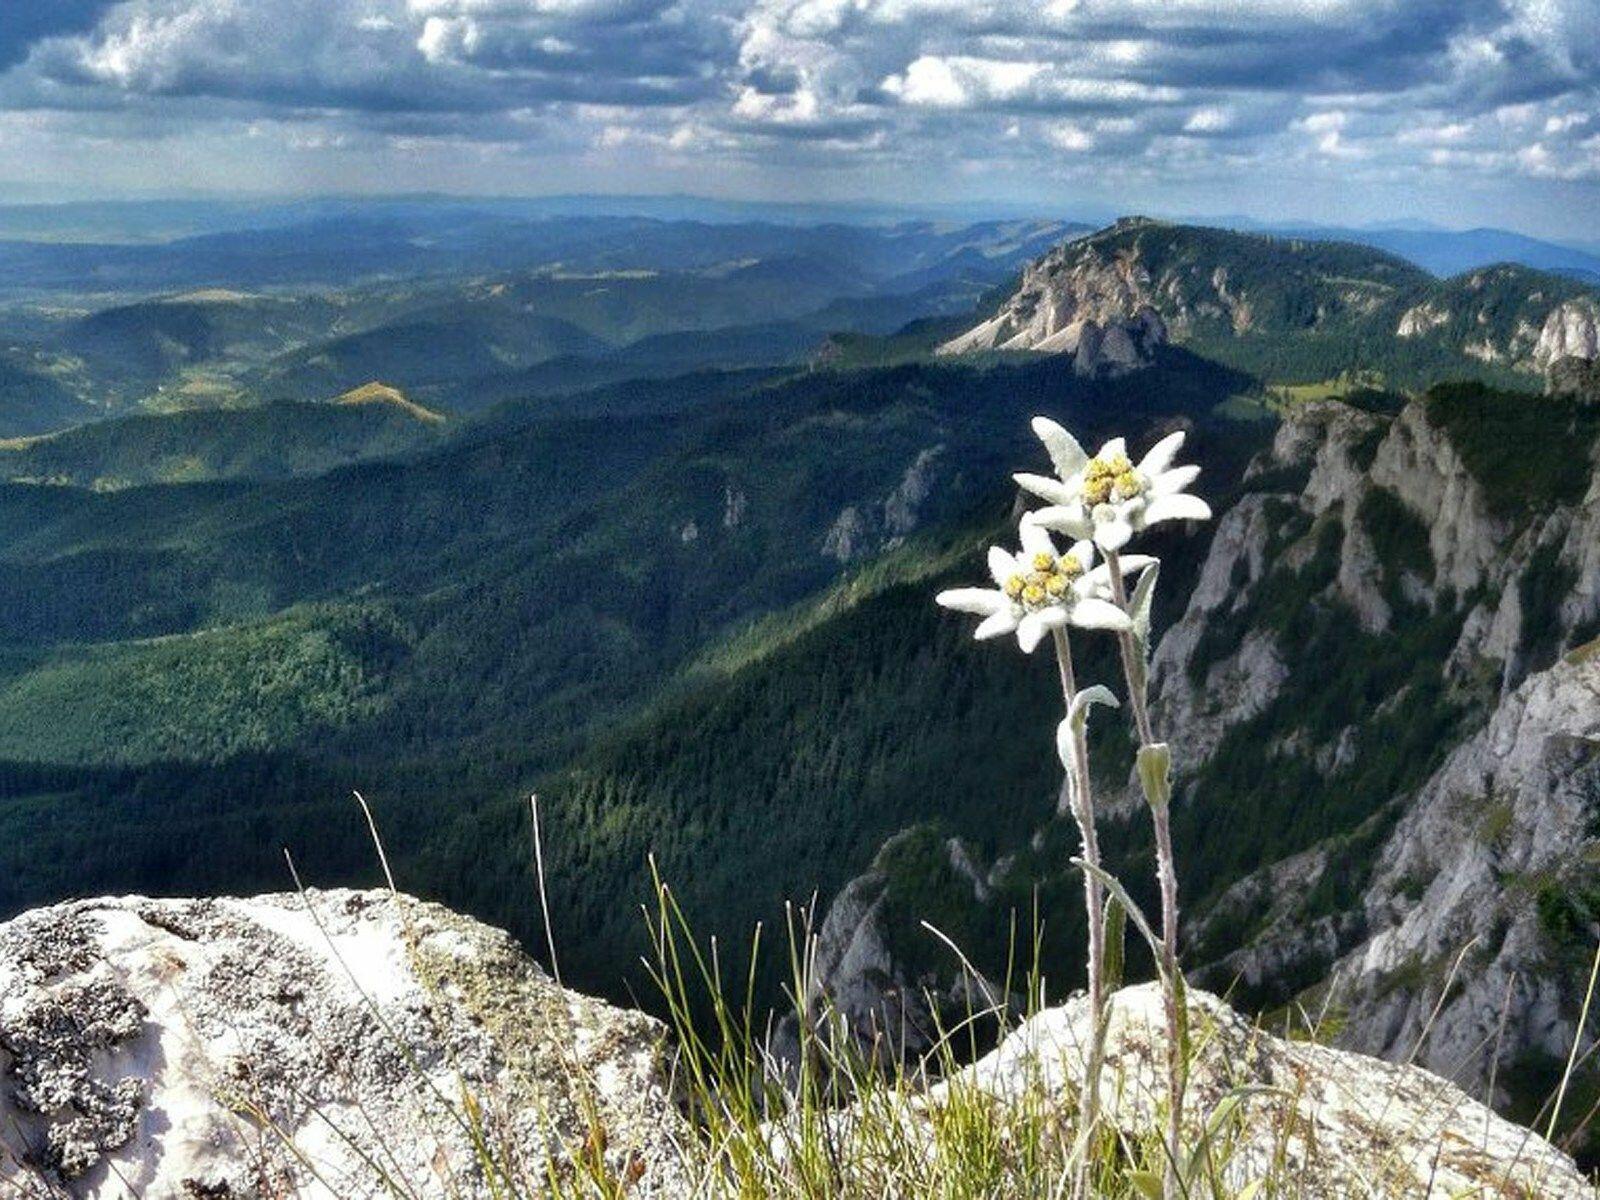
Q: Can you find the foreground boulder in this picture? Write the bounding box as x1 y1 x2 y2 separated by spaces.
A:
0 890 684 1198
797 984 1593 1197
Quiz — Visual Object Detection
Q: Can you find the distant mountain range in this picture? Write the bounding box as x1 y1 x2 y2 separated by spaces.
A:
1229 219 1600 279
4 194 1596 278
0 213 1083 435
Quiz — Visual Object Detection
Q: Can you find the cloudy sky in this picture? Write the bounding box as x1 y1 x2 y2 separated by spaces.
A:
1 0 1597 237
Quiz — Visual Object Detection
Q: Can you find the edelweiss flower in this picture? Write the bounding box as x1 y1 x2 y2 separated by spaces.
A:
1015 419 1212 552
936 517 1149 652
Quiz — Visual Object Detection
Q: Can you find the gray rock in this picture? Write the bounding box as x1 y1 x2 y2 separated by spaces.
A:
882 445 945 538
1146 393 1600 1116
770 830 997 1071
1326 644 1600 1096
0 890 684 1199
821 505 871 563
1536 299 1600 369
780 985 1592 1197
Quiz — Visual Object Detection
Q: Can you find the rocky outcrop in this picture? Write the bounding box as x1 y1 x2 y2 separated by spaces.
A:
1396 302 1449 337
770 828 994 1070
1071 308 1168 377
4 889 1586 1196
935 222 1157 356
933 220 1168 372
0 890 683 1198
1537 298 1600 369
1325 643 1600 1091
821 444 947 562
792 984 1592 1197
1161 396 1600 1108
935 217 1412 361
936 219 1600 376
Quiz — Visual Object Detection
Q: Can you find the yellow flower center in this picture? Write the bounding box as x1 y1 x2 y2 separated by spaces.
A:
1005 559 1079 612
1083 453 1140 506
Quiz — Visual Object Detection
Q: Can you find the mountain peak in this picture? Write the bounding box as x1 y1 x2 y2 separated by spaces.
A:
936 219 1598 378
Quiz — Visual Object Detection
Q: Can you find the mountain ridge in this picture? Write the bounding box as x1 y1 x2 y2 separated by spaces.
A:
937 219 1600 386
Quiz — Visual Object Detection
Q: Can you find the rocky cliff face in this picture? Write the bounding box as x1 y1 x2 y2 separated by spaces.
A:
1325 646 1600 1086
1550 354 1600 403
937 220 1600 379
769 827 995 1069
1160 391 1600 1114
937 218 1417 358
1538 298 1600 369
934 220 1171 367
0 890 683 1198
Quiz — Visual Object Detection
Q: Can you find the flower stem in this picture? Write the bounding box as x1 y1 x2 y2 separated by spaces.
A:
1049 625 1105 1191
1105 549 1185 1200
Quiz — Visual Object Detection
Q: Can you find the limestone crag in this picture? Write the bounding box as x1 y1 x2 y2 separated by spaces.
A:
1326 644 1600 1090
1160 397 1600 1101
0 890 684 1199
780 984 1593 1197
1536 298 1600 369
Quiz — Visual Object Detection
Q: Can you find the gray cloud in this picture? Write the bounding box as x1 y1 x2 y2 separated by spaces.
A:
0 0 1596 231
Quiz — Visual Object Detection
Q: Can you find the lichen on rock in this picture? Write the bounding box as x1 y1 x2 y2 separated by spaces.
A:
0 890 685 1199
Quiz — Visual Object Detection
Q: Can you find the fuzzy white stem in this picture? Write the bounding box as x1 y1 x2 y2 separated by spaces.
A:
1105 548 1184 1200
1050 626 1105 1194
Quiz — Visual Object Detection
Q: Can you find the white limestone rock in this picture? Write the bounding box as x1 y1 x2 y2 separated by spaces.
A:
791 984 1593 1197
0 890 684 1199
1536 299 1600 369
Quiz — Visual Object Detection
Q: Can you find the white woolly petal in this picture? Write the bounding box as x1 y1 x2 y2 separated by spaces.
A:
1137 430 1186 477
1016 608 1064 653
1143 494 1213 525
988 546 1018 587
1096 436 1126 462
1151 464 1201 497
936 588 1008 615
1038 606 1069 630
974 611 1019 640
1070 597 1133 631
1032 506 1094 539
1018 517 1058 558
1069 539 1096 570
1011 614 1049 652
1013 473 1077 506
1094 518 1134 552
1031 417 1089 479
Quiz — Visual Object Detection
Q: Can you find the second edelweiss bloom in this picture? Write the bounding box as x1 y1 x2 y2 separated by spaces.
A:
936 517 1151 653
1015 418 1212 551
